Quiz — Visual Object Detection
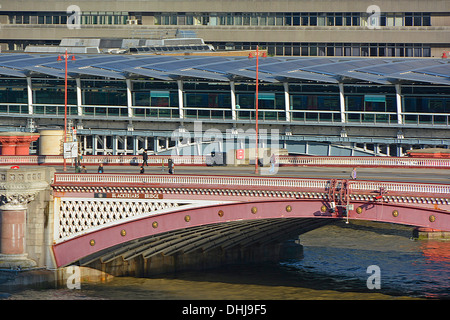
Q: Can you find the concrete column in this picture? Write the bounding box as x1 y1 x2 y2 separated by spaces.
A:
177 80 184 119
76 78 82 116
112 135 117 155
126 79 133 118
133 135 138 155
395 84 403 125
283 82 291 122
92 134 97 155
230 81 237 121
153 137 159 154
339 83 346 123
27 76 33 115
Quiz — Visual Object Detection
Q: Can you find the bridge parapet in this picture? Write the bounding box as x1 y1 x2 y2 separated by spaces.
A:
53 173 450 199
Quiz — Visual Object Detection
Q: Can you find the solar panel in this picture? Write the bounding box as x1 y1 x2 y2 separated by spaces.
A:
124 67 173 80
149 56 225 71
257 57 334 74
303 58 384 75
70 67 126 79
0 54 447 87
22 65 66 78
226 69 278 82
169 69 230 81
409 63 450 78
355 59 442 76
387 72 450 85
0 66 27 77
336 70 390 84
276 70 339 83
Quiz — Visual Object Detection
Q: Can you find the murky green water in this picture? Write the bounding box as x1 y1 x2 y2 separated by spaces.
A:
3 221 450 300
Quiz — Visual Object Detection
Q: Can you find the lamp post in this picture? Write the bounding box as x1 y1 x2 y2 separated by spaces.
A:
248 46 266 174
57 49 76 171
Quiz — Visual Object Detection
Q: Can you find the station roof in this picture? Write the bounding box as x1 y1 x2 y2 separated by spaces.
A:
0 53 449 85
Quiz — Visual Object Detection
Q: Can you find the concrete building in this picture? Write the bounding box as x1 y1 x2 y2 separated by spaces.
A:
0 0 449 57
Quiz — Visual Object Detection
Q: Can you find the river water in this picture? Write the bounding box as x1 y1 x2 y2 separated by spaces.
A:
3 220 450 300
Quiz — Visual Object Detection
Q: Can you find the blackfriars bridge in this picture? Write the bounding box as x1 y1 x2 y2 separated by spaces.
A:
0 156 449 278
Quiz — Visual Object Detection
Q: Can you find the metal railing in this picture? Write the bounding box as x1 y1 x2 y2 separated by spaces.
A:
53 173 330 191
276 156 450 168
53 173 450 196
1 155 450 168
349 180 450 195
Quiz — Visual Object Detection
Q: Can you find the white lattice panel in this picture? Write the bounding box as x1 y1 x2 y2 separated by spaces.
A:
54 197 233 243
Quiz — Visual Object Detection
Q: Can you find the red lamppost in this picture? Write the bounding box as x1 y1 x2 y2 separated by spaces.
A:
57 49 76 171
248 46 267 174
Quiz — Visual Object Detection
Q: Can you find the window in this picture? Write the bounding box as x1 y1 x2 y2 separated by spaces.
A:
413 14 422 26
335 13 343 26
405 13 413 26
301 13 308 26
318 13 326 26
310 13 317 26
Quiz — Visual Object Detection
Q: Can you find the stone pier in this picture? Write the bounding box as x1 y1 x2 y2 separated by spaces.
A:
0 166 55 269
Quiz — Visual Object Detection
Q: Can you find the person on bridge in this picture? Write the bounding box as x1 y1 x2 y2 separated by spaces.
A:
142 150 148 166
98 163 104 173
269 153 276 174
168 158 174 174
140 165 145 174
351 167 357 179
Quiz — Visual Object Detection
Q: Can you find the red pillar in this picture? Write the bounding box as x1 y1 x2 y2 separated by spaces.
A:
0 137 18 155
0 134 39 156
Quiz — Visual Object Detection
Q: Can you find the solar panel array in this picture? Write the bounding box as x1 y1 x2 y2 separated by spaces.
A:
0 53 449 85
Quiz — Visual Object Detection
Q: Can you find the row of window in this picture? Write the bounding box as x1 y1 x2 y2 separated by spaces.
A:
0 80 449 115
7 11 434 27
213 42 432 57
155 12 432 27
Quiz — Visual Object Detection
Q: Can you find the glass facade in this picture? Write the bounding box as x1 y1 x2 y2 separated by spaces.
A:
0 76 448 126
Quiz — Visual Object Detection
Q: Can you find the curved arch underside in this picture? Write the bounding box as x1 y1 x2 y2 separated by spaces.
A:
52 199 450 267
75 217 333 267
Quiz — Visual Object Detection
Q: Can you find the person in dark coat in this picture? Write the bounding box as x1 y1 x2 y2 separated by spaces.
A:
142 150 148 166
98 163 104 173
168 158 174 174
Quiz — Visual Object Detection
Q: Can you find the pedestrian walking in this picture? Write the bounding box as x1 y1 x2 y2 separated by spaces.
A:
351 167 357 179
140 165 145 174
168 158 174 174
98 163 104 173
142 150 148 166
